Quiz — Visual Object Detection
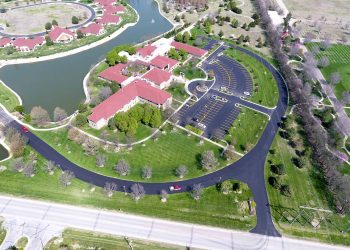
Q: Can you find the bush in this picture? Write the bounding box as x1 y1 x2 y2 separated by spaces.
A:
291 157 304 168
280 184 291 197
75 114 87 127
268 176 279 189
13 105 25 114
270 164 285 175
72 16 79 24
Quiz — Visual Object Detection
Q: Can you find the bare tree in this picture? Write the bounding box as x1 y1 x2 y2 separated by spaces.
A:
320 34 332 50
115 159 130 176
30 106 50 125
130 183 145 201
104 182 117 197
45 161 56 175
99 86 113 100
60 170 75 187
160 189 168 202
191 183 203 200
223 145 236 160
7 131 28 158
329 72 342 85
318 56 329 68
142 166 152 179
311 46 320 56
67 127 80 141
201 150 218 170
176 165 188 178
53 107 68 122
23 162 35 177
11 157 25 172
96 154 106 167
83 137 98 155
304 32 316 43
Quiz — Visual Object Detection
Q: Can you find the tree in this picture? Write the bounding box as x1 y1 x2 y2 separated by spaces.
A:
99 86 112 101
182 31 190 43
175 33 183 42
218 30 224 38
149 108 162 128
8 131 27 158
329 72 341 85
96 154 106 167
280 184 291 197
223 145 236 160
104 182 117 197
83 137 98 155
77 30 84 39
221 180 232 194
231 18 239 28
160 189 168 202
268 176 279 189
130 183 145 201
115 159 130 176
45 161 56 175
30 106 50 125
13 105 25 114
176 165 188 178
52 19 58 26
23 162 35 177
45 35 54 46
60 170 75 187
191 183 203 200
201 150 218 170
45 22 52 30
11 157 25 172
142 166 152 179
53 107 68 122
72 16 79 24
75 114 87 127
270 164 285 175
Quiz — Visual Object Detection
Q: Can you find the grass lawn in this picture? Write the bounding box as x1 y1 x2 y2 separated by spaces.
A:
224 48 279 108
82 122 153 144
173 59 206 80
266 134 350 246
0 152 256 231
45 228 184 250
34 124 238 182
16 236 28 249
306 43 350 101
0 6 137 60
226 108 269 154
0 81 21 112
0 223 6 246
166 83 189 102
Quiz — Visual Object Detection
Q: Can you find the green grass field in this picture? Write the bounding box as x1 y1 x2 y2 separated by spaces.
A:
34 124 238 182
226 108 269 153
45 229 184 250
16 236 28 249
0 151 255 231
0 223 6 246
306 43 350 101
173 59 206 80
166 83 189 102
224 48 279 108
266 133 350 245
0 81 21 112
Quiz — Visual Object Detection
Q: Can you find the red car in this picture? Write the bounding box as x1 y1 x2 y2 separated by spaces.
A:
169 185 182 191
20 125 29 133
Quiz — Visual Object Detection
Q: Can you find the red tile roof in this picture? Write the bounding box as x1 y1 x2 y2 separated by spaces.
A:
142 68 172 86
12 37 45 50
49 26 74 41
79 23 104 35
97 14 120 25
171 41 207 57
88 79 171 123
95 0 116 6
150 55 178 70
104 5 125 14
0 37 11 47
99 64 128 84
137 44 156 58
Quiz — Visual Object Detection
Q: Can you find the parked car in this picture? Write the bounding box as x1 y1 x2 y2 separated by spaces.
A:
20 125 29 133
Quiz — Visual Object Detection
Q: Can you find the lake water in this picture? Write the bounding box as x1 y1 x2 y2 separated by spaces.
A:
0 0 173 115
0 143 9 161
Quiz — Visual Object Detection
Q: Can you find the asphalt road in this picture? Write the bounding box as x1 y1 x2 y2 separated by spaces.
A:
0 195 349 250
3 42 288 237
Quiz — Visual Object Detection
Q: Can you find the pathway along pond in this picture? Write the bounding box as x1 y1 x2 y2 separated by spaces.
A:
0 0 173 115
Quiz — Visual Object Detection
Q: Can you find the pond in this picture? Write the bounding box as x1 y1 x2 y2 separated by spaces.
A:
0 0 173 115
0 143 9 161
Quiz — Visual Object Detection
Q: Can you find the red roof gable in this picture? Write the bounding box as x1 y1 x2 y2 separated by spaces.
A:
80 23 104 35
171 41 207 57
49 26 74 41
88 79 171 123
95 0 116 6
137 44 156 58
12 37 45 50
0 37 11 47
104 5 125 14
143 68 172 85
97 14 120 25
150 55 178 70
99 64 128 83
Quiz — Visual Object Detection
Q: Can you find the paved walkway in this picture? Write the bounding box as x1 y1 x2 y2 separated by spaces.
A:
0 195 349 250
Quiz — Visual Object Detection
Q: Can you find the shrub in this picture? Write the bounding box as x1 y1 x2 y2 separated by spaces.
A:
268 176 279 189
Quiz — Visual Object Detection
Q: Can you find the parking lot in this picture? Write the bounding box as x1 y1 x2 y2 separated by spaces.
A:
175 43 272 140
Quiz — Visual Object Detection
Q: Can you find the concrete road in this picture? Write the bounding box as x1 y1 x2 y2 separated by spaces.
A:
0 195 348 250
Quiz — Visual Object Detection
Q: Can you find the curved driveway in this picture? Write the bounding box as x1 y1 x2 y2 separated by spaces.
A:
6 43 288 237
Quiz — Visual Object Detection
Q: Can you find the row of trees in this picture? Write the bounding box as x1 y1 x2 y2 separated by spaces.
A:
254 0 350 213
